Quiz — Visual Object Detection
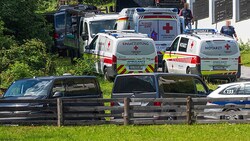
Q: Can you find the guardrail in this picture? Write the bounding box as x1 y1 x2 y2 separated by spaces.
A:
0 97 250 126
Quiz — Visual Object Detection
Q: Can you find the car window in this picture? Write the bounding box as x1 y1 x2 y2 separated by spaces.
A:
220 85 241 95
113 75 156 93
244 83 250 94
159 76 196 94
65 78 99 97
89 35 98 50
170 37 179 51
52 80 66 96
194 79 207 94
117 40 155 55
178 37 189 52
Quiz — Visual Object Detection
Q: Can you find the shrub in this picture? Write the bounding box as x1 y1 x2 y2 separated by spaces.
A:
0 62 35 88
239 40 250 53
1 39 56 74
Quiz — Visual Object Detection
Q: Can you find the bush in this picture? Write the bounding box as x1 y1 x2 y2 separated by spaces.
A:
1 39 56 73
0 62 35 88
239 41 250 53
55 55 97 76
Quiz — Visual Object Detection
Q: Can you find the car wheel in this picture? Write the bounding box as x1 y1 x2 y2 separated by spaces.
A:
163 62 169 73
186 67 191 74
221 109 243 120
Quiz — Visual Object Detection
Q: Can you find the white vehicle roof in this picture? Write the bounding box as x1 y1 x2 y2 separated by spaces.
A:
119 7 178 16
98 32 150 39
180 29 236 41
84 14 119 22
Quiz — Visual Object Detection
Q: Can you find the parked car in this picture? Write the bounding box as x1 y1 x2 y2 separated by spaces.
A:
205 81 250 120
162 29 241 81
0 75 103 120
111 73 210 119
85 31 158 81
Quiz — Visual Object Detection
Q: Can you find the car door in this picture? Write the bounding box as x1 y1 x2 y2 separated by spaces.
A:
176 37 189 73
166 37 180 73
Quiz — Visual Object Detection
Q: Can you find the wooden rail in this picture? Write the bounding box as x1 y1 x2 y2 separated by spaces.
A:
0 97 249 126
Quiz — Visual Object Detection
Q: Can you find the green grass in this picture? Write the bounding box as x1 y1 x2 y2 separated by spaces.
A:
0 124 250 141
241 51 250 67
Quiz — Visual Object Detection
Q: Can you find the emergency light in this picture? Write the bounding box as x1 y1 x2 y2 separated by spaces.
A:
135 8 178 14
184 29 218 34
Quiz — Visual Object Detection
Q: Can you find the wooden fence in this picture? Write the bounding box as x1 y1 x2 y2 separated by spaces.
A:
0 97 250 126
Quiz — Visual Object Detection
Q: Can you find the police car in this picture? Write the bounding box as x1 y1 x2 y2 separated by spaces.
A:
162 29 241 81
205 81 250 120
85 31 158 81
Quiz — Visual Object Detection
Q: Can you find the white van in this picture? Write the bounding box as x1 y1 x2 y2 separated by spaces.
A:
162 29 241 81
85 31 158 80
115 7 185 66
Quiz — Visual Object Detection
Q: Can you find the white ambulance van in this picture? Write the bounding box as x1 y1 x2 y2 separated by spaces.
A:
162 29 241 81
115 7 185 67
85 31 158 81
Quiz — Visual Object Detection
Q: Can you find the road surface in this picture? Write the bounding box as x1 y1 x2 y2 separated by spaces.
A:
239 66 250 81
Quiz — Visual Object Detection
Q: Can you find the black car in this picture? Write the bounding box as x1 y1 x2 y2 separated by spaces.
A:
111 73 210 119
0 75 103 121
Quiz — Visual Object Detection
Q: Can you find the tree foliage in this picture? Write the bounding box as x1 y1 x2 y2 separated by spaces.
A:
0 0 52 46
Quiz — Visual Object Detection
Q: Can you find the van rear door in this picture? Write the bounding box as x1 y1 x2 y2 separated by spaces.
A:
116 39 157 74
200 40 240 76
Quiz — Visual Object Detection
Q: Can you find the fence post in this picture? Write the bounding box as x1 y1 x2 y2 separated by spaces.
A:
123 97 131 125
186 96 193 125
57 98 63 127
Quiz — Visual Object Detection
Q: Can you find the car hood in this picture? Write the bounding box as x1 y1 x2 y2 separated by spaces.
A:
0 96 46 107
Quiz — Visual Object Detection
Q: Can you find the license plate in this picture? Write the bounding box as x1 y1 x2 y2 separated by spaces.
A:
130 102 142 106
213 66 227 70
129 66 143 70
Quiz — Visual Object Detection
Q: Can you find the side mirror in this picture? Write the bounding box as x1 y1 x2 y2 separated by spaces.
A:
81 33 89 40
53 91 63 98
85 45 90 50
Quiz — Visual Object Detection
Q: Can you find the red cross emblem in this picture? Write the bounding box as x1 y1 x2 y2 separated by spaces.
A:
191 41 194 48
163 23 173 33
108 41 111 48
134 46 139 50
225 44 230 50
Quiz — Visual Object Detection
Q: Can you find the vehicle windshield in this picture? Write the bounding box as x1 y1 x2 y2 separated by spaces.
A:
4 79 52 97
89 19 116 37
55 13 71 29
113 75 156 93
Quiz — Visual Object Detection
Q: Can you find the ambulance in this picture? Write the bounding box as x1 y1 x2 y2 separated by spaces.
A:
162 29 241 81
85 31 158 81
115 7 185 66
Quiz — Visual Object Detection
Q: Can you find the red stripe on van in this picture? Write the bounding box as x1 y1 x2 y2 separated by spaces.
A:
118 17 129 20
103 57 113 64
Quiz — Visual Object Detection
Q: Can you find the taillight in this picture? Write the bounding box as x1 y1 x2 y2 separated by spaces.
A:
154 102 161 106
53 33 59 39
112 55 117 64
155 56 158 64
110 101 115 107
191 56 200 64
238 56 241 64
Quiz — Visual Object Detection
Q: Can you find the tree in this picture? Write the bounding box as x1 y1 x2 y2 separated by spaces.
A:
0 0 52 46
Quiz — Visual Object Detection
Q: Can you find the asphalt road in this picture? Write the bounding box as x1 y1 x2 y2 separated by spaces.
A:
239 66 250 81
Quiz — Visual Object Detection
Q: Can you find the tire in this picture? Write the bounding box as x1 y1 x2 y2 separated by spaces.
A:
162 62 169 73
220 109 243 120
186 67 191 74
